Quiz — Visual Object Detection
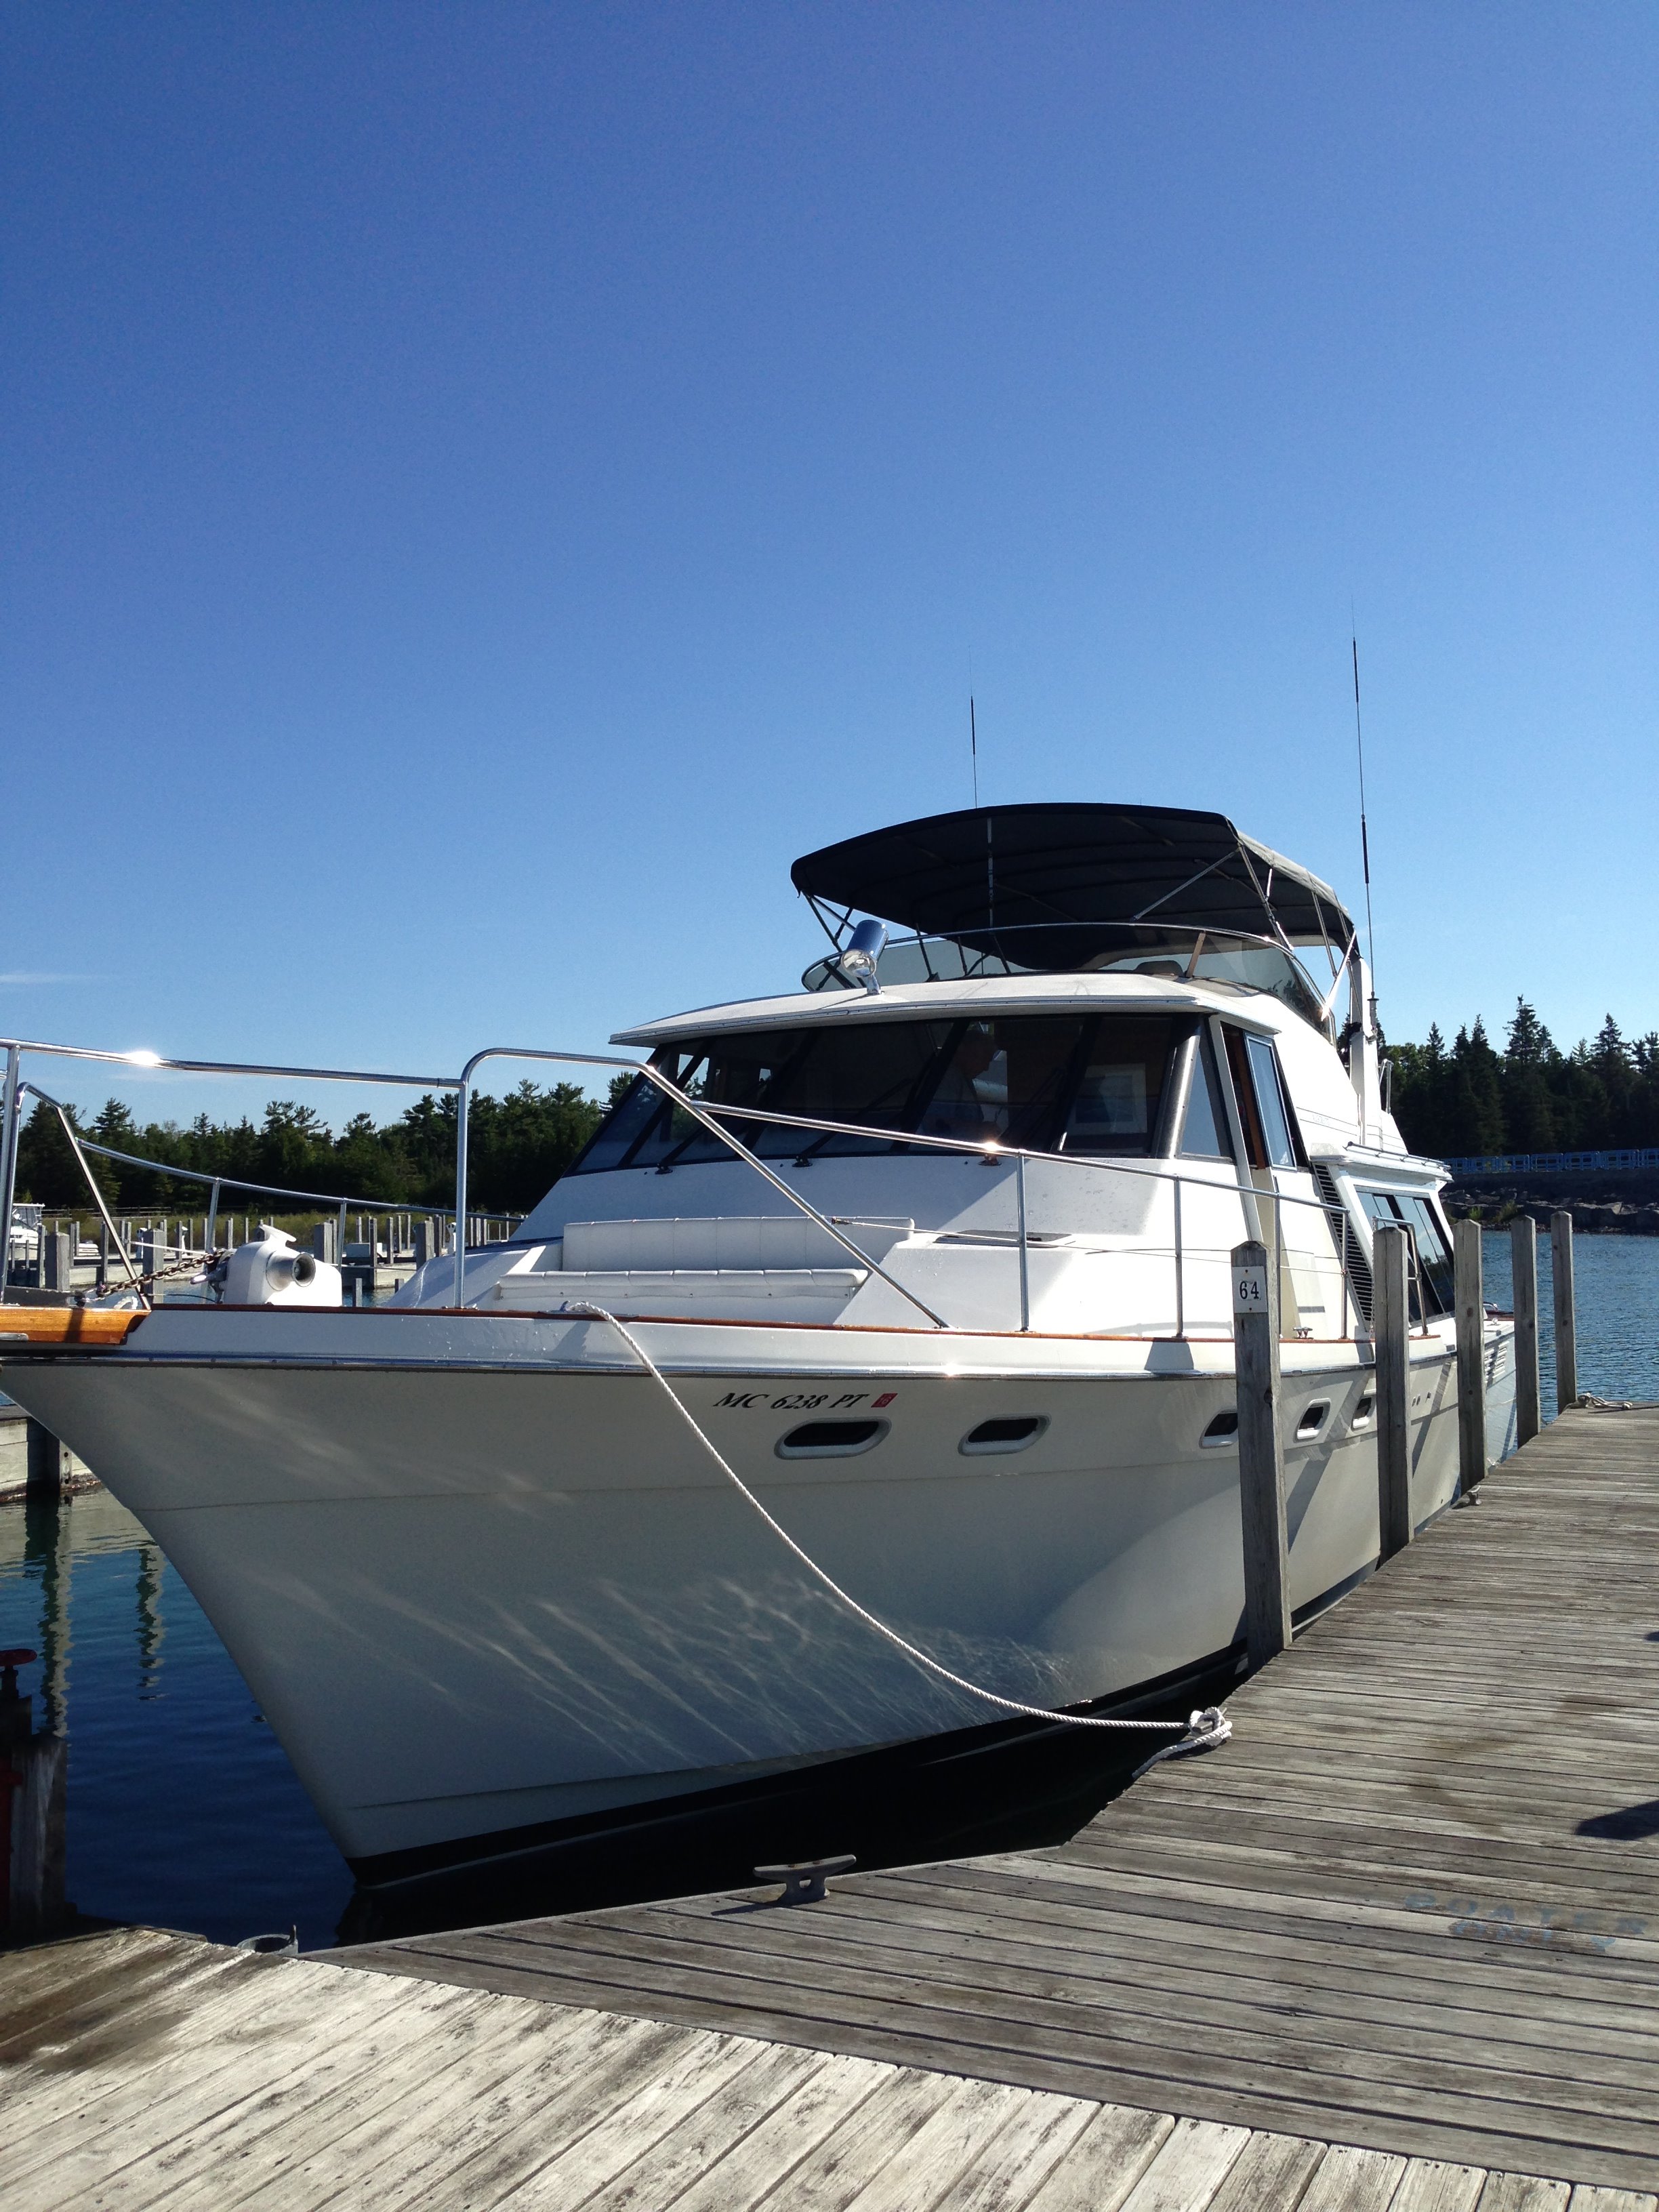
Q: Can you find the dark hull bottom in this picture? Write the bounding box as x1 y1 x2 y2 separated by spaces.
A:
333 1638 1252 1948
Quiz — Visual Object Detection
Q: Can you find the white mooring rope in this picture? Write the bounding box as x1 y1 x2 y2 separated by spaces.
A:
562 1300 1231 1766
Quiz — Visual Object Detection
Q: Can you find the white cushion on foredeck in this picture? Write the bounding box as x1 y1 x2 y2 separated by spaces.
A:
558 1215 910 1273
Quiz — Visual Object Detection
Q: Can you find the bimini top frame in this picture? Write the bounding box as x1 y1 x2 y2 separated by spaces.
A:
792 803 1356 975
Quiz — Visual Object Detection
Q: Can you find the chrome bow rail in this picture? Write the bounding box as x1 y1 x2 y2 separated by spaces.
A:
1 1033 1398 1338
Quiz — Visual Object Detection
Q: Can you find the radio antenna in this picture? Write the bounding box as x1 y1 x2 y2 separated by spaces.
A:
1351 633 1378 1000
970 695 979 808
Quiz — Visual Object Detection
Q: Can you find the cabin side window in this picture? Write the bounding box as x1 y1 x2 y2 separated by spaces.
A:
1244 1033 1302 1168
1358 1189 1454 1319
1178 1029 1235 1160
1221 1026 1303 1170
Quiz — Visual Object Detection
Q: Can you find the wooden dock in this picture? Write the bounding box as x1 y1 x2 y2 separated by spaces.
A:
4 1928 1651 2211
3 1406 1658 2205
337 1405 1659 2194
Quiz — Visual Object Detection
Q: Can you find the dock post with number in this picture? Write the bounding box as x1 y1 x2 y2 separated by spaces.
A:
1232 1237 1290 1669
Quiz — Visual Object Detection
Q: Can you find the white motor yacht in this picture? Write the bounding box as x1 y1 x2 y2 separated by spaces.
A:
0 804 1515 1896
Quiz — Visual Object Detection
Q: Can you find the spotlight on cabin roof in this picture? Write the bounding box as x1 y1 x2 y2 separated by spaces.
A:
836 919 887 995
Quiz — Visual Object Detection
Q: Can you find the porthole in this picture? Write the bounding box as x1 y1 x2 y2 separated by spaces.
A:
775 1419 890 1460
1351 1394 1375 1428
1200 1410 1239 1448
1295 1401 1331 1441
960 1415 1048 1457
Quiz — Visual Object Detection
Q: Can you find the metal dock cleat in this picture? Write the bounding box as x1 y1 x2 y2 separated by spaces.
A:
754 1855 856 1905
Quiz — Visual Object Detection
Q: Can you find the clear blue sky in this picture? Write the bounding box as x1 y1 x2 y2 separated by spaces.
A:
5 4 1655 1132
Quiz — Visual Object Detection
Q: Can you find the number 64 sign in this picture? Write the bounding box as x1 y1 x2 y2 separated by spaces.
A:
1232 1265 1269 1315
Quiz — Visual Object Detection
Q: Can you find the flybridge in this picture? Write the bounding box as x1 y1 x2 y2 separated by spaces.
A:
793 804 1358 1031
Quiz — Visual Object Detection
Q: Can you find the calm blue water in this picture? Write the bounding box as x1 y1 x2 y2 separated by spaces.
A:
0 1488 353 1948
3 1227 1657 1952
1479 1227 1659 1406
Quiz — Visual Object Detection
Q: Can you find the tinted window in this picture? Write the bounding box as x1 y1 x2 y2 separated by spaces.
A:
1359 1189 1452 1319
570 1015 1192 1172
1180 1031 1234 1160
1059 1019 1184 1155
922 1018 1086 1147
1401 1195 1454 1313
1245 1035 1299 1168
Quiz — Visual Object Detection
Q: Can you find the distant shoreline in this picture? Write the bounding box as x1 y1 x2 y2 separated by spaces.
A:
1444 1176 1659 1235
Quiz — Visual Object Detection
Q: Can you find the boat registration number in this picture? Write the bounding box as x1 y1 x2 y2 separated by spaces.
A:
713 1389 897 1412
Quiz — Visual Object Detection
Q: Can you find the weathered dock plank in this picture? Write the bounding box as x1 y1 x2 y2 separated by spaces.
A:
11 1931 1626 2211
337 1405 1659 2192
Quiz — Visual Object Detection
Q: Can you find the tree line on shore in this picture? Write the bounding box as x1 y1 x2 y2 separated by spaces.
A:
13 1078 631 1216
1390 1004 1659 1160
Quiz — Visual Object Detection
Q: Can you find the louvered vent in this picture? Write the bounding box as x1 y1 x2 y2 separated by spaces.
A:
1312 1161 1371 1330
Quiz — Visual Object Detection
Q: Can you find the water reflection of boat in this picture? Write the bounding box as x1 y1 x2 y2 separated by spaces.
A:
0 804 1515 1898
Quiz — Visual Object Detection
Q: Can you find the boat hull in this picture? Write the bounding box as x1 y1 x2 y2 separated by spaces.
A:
1 1305 1503 1875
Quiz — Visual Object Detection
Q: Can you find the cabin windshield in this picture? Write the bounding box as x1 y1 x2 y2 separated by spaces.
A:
573 1014 1197 1172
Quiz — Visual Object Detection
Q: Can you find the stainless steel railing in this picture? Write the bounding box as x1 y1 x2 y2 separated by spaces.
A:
455 1047 1385 1341
0 1042 515 1306
1 1033 1398 1339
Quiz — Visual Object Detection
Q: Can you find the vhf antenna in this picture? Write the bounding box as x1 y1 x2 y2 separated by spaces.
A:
1351 634 1378 1025
970 695 979 808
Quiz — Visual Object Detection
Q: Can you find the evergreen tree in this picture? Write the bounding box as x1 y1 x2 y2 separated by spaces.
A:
1504 1000 1554 1064
14 1099 119 1207
1594 1014 1628 1069
1433 1023 1505 1156
1391 1005 1659 1158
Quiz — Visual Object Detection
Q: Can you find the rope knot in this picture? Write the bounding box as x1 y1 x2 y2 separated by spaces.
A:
1131 1704 1232 1780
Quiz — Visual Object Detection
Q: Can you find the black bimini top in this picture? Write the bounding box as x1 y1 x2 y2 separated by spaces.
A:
792 803 1354 968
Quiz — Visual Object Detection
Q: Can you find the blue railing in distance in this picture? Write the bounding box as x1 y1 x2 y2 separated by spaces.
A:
1445 1149 1659 1177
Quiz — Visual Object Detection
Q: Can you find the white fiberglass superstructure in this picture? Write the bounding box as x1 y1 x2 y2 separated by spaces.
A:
0 804 1515 1893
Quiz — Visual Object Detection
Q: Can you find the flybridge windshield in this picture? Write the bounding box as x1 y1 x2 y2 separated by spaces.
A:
573 1015 1193 1172
802 928 1330 1031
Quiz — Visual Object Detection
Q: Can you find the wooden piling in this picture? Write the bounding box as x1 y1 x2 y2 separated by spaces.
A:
1454 1216 1486 1493
1231 1237 1289 1667
1552 1209 1578 1411
5 1734 66 1941
39 1230 70 1292
1372 1223 1411 1558
1512 1213 1541 1446
24 1420 68 1498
